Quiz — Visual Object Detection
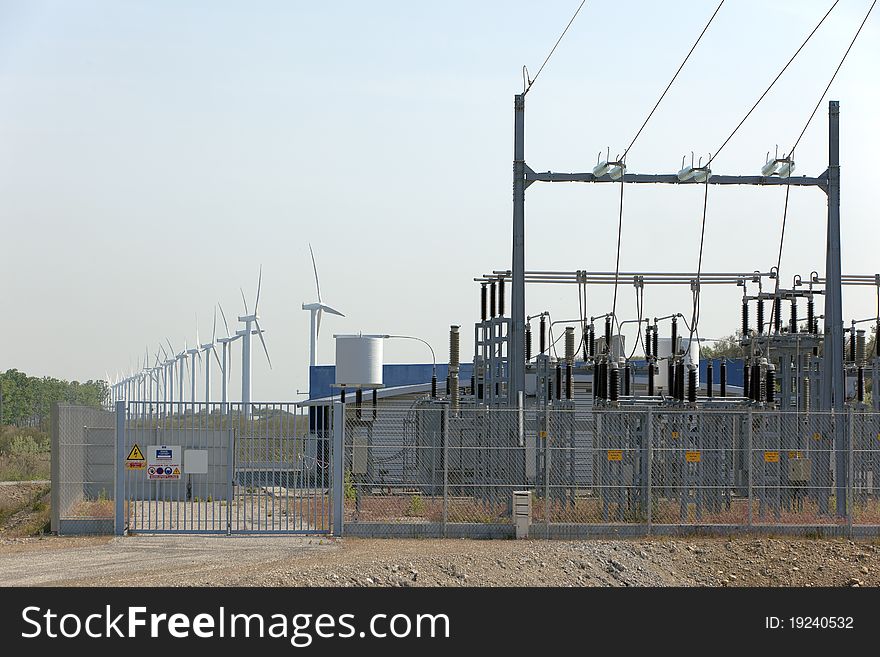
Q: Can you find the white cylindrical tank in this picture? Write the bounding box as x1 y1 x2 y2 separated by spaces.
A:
334 334 384 387
656 337 700 392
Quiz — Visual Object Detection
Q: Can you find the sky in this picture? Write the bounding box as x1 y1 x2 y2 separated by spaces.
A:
0 0 878 401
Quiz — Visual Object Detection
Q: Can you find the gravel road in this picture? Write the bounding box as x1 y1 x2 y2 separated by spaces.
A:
1 535 878 587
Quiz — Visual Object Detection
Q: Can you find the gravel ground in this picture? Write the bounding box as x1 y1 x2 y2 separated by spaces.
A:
1 535 879 587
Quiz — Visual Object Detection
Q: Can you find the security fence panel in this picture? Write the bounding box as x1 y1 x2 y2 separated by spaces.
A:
51 404 116 535
852 411 880 526
121 402 329 534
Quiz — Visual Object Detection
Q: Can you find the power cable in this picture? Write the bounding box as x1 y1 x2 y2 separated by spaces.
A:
524 0 589 95
708 0 839 166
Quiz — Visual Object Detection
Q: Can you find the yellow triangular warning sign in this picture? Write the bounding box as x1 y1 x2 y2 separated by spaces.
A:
172 467 180 475
126 444 145 461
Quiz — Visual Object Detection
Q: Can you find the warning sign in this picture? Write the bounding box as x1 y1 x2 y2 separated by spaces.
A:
147 445 181 480
539 431 547 439
764 451 780 463
813 432 822 441
125 443 146 470
685 450 701 463
607 450 623 462
671 431 680 439
788 450 804 459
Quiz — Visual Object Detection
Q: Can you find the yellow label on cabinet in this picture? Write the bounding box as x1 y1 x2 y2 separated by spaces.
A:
607 450 623 462
764 451 780 463
685 450 701 463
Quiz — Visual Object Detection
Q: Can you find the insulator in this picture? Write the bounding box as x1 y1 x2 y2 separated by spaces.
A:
677 359 686 402
652 324 659 360
645 325 653 359
667 361 674 397
470 375 475 396
547 369 554 401
604 316 612 355
449 325 460 369
857 366 865 403
766 368 775 405
497 276 505 317
431 375 437 398
623 363 631 396
803 377 811 411
495 382 499 397
582 324 589 361
489 281 496 318
540 315 547 354
446 376 450 396
609 365 619 403
566 364 573 400
751 363 762 402
340 388 346 404
525 324 532 362
742 361 750 401
589 324 596 358
671 316 678 356
807 297 815 335
706 361 714 398
600 361 608 400
451 375 460 411
555 364 562 401
647 363 655 396
592 362 599 400
372 388 377 420
478 383 484 400
856 330 866 364
687 367 697 403
790 298 798 333
773 297 781 333
849 330 856 363
719 359 727 397
565 326 575 365
480 284 487 322
742 300 749 336
756 298 764 335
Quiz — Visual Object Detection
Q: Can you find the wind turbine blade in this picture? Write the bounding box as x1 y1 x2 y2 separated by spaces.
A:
254 319 272 370
212 306 217 343
240 287 249 315
219 303 230 336
196 313 201 348
213 347 222 371
320 304 345 317
309 243 322 303
254 265 262 314
166 338 174 355
316 307 323 338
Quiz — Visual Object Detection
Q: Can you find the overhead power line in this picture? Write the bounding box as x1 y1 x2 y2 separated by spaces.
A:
523 0 588 95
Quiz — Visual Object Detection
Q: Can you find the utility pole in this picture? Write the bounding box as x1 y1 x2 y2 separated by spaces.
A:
510 93 526 404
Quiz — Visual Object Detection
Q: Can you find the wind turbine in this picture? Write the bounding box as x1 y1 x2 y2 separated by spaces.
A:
216 303 242 414
302 243 344 367
174 341 189 410
238 267 272 409
200 307 223 406
186 319 201 406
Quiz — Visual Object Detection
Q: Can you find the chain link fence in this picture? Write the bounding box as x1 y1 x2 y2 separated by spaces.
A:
51 403 116 535
341 402 880 537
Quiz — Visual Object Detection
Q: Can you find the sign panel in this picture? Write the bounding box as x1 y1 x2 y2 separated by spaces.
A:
607 449 623 462
685 450 701 463
125 443 146 470
671 431 680 439
147 445 181 480
184 449 208 475
763 451 780 463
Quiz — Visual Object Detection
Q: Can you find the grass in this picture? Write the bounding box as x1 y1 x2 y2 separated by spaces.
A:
0 483 51 536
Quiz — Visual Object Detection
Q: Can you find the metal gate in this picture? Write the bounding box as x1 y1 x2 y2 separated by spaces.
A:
119 402 331 534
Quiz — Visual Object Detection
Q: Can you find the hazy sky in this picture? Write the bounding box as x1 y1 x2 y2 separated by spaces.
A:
1 0 878 401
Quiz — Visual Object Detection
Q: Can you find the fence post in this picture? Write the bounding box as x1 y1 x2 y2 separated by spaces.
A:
847 408 854 535
114 401 126 536
646 406 653 535
332 402 345 536
226 424 234 535
442 405 448 537
746 408 753 530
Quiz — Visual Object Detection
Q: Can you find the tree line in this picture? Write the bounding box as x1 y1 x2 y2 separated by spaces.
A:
0 369 108 430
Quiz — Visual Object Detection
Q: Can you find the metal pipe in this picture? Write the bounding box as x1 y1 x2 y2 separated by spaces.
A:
719 359 727 397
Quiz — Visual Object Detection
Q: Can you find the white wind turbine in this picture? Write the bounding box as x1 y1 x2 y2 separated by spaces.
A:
186 319 202 405
238 267 272 408
302 244 344 367
199 307 223 406
215 303 242 413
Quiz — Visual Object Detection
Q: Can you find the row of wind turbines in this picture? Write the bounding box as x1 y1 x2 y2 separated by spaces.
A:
107 246 344 410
